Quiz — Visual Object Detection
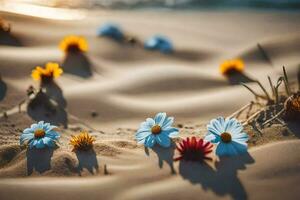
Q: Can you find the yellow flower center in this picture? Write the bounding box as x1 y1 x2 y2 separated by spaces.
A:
151 125 161 135
34 129 46 139
221 132 232 143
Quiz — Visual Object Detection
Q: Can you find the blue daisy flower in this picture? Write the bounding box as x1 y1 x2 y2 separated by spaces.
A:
97 23 124 41
20 121 60 149
204 117 249 157
144 35 173 54
135 112 179 148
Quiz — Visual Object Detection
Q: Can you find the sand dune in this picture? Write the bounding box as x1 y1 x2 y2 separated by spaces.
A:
0 140 299 200
1 9 300 200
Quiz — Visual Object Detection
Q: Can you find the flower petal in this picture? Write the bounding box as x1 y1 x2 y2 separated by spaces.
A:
226 143 239 156
161 116 174 129
23 128 34 134
232 141 248 155
30 140 38 149
204 133 220 143
37 121 45 129
232 132 249 143
144 118 155 128
154 112 167 126
136 130 151 142
45 130 60 140
216 142 226 156
30 123 39 131
207 117 226 136
162 128 178 138
145 135 156 148
225 118 243 135
20 134 34 145
155 133 171 148
35 139 45 149
43 137 54 147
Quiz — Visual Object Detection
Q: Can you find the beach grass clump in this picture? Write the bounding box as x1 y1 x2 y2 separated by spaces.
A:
174 137 213 162
59 35 88 54
230 66 299 130
31 62 63 84
20 121 60 149
70 131 96 152
219 59 244 76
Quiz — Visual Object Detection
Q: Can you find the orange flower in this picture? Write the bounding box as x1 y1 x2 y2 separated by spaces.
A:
70 131 96 152
59 35 88 53
31 62 63 81
219 59 244 75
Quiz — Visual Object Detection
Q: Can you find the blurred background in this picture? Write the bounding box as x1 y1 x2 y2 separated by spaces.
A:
1 0 300 10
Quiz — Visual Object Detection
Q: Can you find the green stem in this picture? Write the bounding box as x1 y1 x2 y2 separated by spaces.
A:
282 66 291 96
268 76 275 100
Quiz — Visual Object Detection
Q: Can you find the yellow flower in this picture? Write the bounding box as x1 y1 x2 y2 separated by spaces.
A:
70 131 96 152
219 59 245 75
59 35 88 53
31 62 63 81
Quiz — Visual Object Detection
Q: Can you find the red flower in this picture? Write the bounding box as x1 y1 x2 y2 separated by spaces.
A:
174 137 213 162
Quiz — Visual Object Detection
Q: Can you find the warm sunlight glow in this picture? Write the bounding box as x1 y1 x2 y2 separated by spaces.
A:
0 2 85 20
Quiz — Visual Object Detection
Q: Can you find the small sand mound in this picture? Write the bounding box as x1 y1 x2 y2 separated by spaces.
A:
45 151 79 177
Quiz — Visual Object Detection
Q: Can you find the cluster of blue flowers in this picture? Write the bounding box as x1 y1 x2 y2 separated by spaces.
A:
20 113 248 157
97 23 173 54
136 112 249 157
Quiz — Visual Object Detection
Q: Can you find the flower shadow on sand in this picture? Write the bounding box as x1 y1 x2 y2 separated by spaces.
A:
62 52 93 78
0 29 22 46
26 147 54 175
75 149 99 175
226 71 254 85
144 142 176 175
27 86 68 128
179 153 255 200
0 77 7 101
42 81 67 109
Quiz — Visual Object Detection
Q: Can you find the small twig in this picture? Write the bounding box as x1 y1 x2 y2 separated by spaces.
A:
18 99 26 113
242 108 265 126
227 102 252 119
104 164 109 175
262 109 285 126
282 66 291 96
275 118 286 126
246 101 254 118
